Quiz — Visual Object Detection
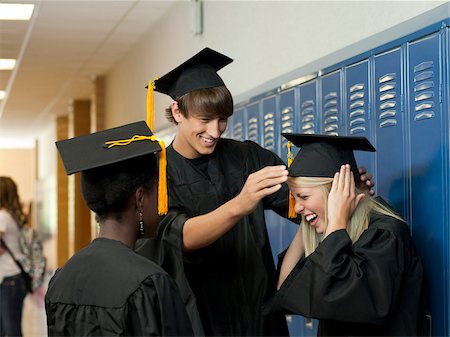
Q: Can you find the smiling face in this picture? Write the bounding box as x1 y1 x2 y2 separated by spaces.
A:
173 112 228 159
290 185 327 234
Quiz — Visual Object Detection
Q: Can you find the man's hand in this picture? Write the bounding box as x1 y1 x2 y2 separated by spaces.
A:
235 165 288 216
358 166 375 196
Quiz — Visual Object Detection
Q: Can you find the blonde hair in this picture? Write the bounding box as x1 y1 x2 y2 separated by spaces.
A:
288 176 404 257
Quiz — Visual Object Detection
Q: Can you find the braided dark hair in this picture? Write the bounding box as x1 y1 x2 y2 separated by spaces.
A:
81 154 158 221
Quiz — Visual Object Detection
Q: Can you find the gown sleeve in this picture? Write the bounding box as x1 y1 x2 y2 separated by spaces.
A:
268 223 410 325
128 274 194 336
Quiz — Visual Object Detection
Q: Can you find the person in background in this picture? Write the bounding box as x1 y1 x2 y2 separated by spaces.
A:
137 48 375 336
0 176 29 337
45 121 194 336
264 133 425 337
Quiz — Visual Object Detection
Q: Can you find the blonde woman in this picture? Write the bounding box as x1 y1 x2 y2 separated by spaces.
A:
264 134 425 337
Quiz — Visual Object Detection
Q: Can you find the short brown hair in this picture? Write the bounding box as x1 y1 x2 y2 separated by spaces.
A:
165 86 233 124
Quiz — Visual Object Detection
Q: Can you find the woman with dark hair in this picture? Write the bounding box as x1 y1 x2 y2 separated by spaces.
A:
0 176 28 337
45 121 194 336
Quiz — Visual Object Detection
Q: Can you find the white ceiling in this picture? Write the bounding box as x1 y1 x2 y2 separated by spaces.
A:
0 0 174 147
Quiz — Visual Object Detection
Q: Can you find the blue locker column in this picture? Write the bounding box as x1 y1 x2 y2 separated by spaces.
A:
299 79 318 134
408 31 448 337
246 101 262 144
320 70 342 135
231 107 245 141
279 87 300 248
278 86 316 337
373 47 408 218
295 79 320 337
344 60 374 173
223 114 233 139
260 95 283 263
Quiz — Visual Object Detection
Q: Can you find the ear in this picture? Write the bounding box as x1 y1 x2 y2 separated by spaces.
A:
171 101 183 124
135 187 145 212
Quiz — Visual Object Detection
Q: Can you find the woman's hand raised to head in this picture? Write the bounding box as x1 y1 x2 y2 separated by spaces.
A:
325 164 365 238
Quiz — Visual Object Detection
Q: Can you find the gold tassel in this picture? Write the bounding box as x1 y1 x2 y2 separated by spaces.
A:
157 140 168 215
287 141 296 219
146 77 168 215
104 133 168 215
146 79 156 130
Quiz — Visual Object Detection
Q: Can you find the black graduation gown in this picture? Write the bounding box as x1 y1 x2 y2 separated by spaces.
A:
264 212 424 337
136 139 290 336
45 238 194 336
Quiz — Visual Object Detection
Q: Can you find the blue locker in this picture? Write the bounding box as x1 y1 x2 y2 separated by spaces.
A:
299 80 318 134
279 87 300 249
320 70 342 135
232 108 245 141
261 95 283 263
408 31 448 337
278 86 310 337
373 47 408 218
223 114 233 139
246 101 262 144
262 95 279 154
345 59 374 173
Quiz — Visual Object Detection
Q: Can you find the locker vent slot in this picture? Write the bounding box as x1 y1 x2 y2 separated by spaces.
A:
233 121 244 141
349 83 366 134
301 100 315 134
247 116 258 143
378 72 397 128
264 113 275 151
413 61 435 121
323 92 339 135
281 106 294 150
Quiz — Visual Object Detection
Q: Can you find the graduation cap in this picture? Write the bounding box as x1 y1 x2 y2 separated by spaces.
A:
282 133 375 178
151 47 233 99
282 133 376 218
56 121 168 215
145 47 233 128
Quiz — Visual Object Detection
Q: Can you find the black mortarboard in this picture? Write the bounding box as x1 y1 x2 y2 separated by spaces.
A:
151 47 233 99
56 121 162 175
282 133 376 178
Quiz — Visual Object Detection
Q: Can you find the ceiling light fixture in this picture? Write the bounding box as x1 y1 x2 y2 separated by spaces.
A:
0 91 6 100
0 59 16 70
0 3 34 20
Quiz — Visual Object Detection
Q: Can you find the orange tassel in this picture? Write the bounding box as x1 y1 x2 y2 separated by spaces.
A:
157 140 168 215
146 77 168 215
146 79 155 130
287 141 296 219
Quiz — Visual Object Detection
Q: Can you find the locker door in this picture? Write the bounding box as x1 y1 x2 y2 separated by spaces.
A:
279 87 300 248
320 70 342 135
373 47 407 218
223 114 233 139
232 108 245 141
297 79 321 337
299 80 318 134
262 95 279 154
261 95 283 263
345 59 374 173
279 87 317 337
246 101 262 144
408 31 447 337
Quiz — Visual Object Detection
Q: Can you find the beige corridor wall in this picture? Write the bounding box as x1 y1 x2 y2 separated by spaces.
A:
0 148 35 208
104 1 446 131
